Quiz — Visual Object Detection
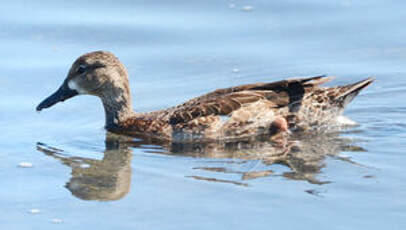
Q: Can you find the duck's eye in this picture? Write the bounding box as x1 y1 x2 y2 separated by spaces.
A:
77 64 86 74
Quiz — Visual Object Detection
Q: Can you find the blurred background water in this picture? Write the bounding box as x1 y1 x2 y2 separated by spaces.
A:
0 0 405 229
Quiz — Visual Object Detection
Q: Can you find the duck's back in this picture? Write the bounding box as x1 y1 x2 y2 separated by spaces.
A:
115 76 373 141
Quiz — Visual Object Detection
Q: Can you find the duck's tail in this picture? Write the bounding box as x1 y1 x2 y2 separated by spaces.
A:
335 78 374 107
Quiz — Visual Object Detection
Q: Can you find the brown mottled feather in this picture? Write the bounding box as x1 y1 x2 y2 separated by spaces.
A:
106 76 372 141
167 75 331 125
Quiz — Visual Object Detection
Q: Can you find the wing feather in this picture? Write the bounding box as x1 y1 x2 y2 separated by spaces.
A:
167 75 331 125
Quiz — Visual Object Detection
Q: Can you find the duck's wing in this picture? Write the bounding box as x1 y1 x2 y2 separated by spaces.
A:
166 75 333 125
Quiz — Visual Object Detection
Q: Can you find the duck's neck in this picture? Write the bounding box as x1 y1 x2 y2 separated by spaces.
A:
100 86 134 129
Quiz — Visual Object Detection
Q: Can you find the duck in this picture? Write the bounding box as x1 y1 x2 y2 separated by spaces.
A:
36 51 373 142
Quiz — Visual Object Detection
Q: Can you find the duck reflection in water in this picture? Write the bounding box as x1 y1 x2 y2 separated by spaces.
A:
37 131 366 201
37 136 133 201
165 132 366 185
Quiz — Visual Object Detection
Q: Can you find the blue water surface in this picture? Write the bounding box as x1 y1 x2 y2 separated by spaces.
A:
0 0 405 229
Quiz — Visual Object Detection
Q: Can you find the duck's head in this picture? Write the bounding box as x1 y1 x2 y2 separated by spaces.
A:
37 51 133 126
37 51 131 111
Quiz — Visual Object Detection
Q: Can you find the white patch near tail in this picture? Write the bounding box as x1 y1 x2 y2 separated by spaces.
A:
336 115 357 126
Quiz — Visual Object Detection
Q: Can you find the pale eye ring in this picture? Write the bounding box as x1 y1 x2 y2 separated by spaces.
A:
77 64 87 74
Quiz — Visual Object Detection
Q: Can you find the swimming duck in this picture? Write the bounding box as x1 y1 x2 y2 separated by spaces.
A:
36 51 373 142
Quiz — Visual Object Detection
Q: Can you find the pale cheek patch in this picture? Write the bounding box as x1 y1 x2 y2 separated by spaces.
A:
68 80 88 94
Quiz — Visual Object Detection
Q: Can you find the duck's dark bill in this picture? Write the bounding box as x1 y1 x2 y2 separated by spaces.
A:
36 85 78 111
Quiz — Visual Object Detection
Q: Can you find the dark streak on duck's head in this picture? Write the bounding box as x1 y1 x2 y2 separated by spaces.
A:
36 51 132 113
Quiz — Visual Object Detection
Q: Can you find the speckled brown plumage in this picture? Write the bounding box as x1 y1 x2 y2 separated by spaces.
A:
37 51 374 142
